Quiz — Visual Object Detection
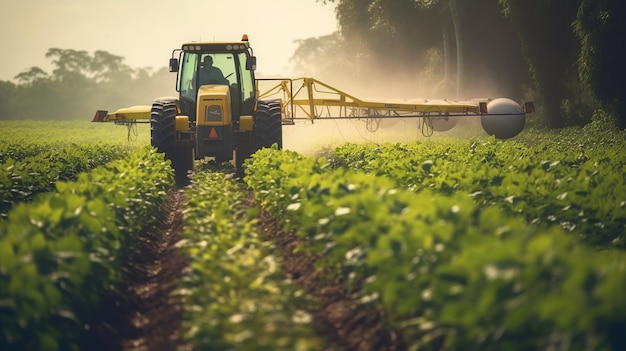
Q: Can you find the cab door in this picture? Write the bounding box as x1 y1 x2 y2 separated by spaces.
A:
178 52 200 119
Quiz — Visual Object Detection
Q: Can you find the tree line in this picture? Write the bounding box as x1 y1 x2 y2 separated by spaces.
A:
2 0 624 130
0 49 173 121
292 0 625 129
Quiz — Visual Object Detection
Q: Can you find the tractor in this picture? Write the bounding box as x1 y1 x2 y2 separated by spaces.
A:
151 35 282 184
93 35 534 186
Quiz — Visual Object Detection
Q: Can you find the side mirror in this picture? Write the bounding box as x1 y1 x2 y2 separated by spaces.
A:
246 56 256 71
169 58 179 72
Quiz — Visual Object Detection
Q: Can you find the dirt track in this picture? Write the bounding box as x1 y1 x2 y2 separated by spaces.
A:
84 187 404 351
257 204 405 351
83 189 187 351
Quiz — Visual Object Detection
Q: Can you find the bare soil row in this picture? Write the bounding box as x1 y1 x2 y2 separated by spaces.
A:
85 187 403 351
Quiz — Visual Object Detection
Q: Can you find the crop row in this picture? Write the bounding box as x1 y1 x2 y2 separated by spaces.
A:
0 120 150 148
244 146 626 351
327 131 626 250
0 143 134 217
0 146 173 351
178 161 326 350
0 141 59 164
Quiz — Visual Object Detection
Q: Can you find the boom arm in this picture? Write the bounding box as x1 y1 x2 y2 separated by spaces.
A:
259 77 482 120
258 77 533 139
92 77 533 140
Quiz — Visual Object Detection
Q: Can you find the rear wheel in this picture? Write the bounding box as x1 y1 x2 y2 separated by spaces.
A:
255 99 283 149
151 100 193 186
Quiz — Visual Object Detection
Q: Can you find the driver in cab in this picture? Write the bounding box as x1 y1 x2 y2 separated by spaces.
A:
199 55 228 85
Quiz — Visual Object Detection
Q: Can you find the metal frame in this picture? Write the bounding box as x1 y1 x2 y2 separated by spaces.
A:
257 77 494 123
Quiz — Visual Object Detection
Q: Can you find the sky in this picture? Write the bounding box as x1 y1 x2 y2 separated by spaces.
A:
0 0 338 82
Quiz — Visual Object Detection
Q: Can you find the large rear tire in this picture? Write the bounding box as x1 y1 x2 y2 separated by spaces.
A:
151 100 193 186
255 99 283 149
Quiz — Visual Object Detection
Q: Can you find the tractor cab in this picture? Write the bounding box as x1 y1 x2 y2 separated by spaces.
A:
152 35 282 184
168 37 257 125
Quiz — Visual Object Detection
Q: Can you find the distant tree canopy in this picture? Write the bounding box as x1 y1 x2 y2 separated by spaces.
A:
304 0 529 105
499 0 584 128
3 2 624 130
0 48 173 121
574 0 626 129
305 0 626 129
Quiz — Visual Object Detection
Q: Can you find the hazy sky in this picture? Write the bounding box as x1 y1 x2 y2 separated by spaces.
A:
0 0 338 81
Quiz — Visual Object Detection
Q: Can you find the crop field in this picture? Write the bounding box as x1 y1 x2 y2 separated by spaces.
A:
0 120 625 351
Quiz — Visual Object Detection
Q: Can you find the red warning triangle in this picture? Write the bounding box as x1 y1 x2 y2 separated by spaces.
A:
208 127 218 138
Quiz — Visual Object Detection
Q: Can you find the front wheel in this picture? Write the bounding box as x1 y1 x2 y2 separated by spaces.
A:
151 100 193 186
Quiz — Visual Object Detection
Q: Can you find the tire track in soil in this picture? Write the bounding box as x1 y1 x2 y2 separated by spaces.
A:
252 194 406 351
84 186 404 351
83 188 188 351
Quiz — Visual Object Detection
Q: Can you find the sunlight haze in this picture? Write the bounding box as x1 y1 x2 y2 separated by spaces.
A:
0 0 337 81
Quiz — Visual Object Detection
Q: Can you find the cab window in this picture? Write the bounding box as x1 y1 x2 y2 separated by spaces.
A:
179 52 198 101
237 52 255 101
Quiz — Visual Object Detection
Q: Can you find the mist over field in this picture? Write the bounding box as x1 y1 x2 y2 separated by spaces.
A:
2 0 624 131
1 1 625 350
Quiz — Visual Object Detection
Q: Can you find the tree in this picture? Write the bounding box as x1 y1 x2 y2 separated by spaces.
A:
330 0 445 95
0 81 17 119
91 50 133 83
290 33 344 79
315 0 527 100
0 48 172 121
460 0 528 99
449 0 463 98
574 0 626 130
498 0 581 128
45 48 92 82
14 67 49 86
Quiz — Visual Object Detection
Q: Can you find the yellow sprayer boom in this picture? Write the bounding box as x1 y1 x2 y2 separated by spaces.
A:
260 77 482 119
258 77 533 139
92 105 152 123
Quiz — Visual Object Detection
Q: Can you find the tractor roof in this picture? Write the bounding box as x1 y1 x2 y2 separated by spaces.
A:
181 41 250 53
